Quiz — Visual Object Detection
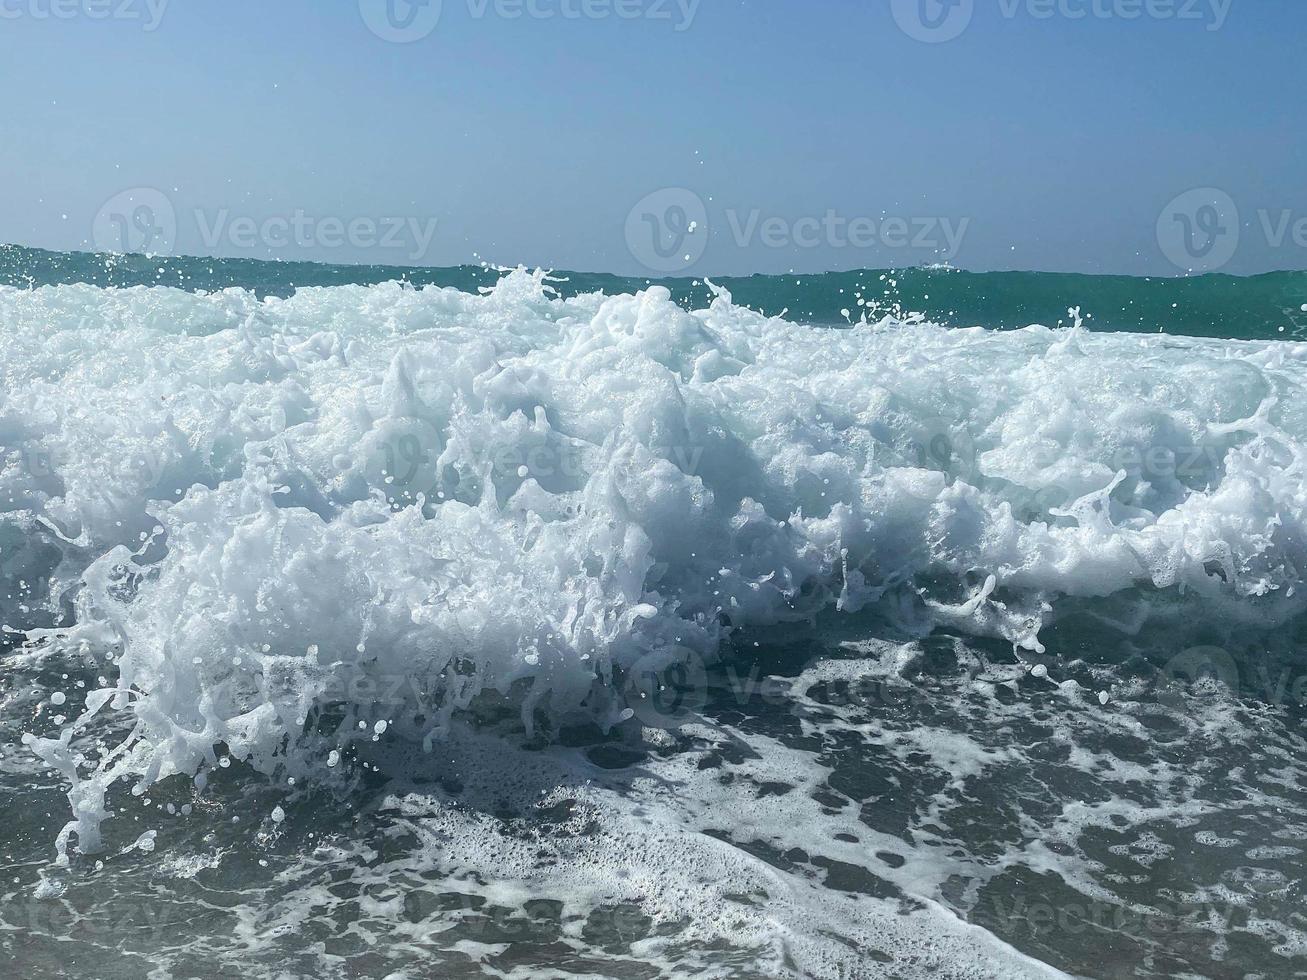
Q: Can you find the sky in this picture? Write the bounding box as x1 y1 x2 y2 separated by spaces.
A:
1 0 1305 278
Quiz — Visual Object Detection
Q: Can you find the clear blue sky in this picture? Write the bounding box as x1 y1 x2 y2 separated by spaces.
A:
2 0 1304 276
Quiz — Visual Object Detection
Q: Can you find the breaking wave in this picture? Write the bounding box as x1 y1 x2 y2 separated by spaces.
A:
3 269 1305 858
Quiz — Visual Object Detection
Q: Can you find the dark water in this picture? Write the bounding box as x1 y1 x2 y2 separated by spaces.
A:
5 617 1307 979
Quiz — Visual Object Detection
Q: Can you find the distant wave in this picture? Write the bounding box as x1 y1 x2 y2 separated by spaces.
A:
3 243 1306 339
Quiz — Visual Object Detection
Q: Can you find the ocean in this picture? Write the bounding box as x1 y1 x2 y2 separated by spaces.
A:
2 244 1307 979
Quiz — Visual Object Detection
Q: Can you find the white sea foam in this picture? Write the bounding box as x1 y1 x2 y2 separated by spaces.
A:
2 271 1305 859
306 721 1069 980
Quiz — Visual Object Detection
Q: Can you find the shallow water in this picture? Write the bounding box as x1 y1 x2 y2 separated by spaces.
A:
6 621 1307 978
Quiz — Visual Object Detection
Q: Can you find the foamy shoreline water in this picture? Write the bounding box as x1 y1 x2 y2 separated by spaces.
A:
4 266 1307 977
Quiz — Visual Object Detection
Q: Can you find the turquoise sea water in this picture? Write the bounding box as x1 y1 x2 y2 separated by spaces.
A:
5 243 1307 340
